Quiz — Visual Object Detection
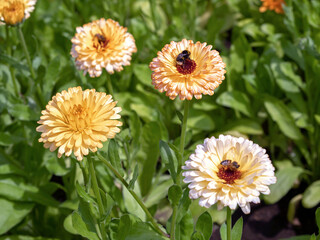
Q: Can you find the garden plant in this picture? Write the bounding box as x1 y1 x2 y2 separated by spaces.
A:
0 0 320 240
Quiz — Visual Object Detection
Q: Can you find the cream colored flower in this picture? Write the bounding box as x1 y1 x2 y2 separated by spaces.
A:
71 18 137 78
36 87 122 161
149 39 226 100
0 0 36 25
182 135 276 214
259 0 285 14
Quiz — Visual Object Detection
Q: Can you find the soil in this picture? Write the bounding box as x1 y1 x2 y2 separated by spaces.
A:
211 192 318 240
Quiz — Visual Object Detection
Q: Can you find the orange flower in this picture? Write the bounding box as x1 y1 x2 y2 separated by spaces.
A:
259 0 285 14
149 39 226 100
36 87 122 161
0 0 36 25
71 18 137 78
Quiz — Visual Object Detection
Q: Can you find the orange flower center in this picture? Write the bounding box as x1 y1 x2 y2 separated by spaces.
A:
176 58 196 75
2 0 25 25
93 33 109 51
69 104 89 132
217 160 241 184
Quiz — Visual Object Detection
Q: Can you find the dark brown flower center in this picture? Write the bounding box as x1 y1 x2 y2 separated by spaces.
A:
175 50 196 75
93 33 109 50
217 160 241 184
176 58 197 75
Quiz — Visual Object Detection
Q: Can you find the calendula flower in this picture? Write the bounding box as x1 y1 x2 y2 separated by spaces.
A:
259 0 285 14
36 87 122 161
71 18 137 78
0 0 36 25
149 39 226 100
182 135 276 214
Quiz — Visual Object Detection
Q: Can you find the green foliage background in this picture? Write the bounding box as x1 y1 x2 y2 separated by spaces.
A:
0 0 320 239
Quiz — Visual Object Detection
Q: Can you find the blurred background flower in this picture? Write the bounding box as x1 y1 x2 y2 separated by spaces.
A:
0 0 36 25
37 86 122 160
260 0 285 14
71 18 137 78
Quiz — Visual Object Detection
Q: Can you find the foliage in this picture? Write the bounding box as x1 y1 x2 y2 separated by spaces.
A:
0 0 320 239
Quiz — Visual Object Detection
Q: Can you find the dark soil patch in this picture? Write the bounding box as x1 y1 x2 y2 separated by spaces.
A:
211 194 318 240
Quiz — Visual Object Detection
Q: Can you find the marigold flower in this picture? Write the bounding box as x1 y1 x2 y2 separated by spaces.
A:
0 0 36 25
36 87 122 161
149 39 226 100
71 18 137 78
182 135 276 214
259 0 285 14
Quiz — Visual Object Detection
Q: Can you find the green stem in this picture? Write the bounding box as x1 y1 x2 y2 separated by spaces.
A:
17 25 45 108
97 153 168 238
6 26 19 97
106 74 114 96
171 100 190 240
17 25 35 79
227 207 232 240
88 155 107 240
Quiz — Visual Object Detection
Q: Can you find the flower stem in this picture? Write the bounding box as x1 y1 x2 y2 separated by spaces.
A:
17 25 35 79
6 26 19 97
171 100 190 240
17 25 45 108
97 153 168 238
106 74 114 96
227 207 232 240
88 155 107 240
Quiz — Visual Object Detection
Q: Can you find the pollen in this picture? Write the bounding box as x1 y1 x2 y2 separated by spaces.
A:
176 58 197 75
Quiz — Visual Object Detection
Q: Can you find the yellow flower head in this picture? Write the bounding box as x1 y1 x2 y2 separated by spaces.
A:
182 135 276 214
149 39 226 100
259 0 285 14
36 87 122 161
71 18 137 78
0 0 36 25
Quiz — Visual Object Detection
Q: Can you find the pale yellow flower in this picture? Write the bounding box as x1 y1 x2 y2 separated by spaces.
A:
182 135 276 214
0 0 36 25
149 39 226 100
36 87 122 161
260 0 285 14
71 18 137 78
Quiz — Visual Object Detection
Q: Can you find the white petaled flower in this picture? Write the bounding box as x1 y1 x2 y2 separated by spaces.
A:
71 18 137 78
182 135 276 214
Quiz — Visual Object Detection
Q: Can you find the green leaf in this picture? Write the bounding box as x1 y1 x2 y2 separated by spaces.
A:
108 139 124 177
75 182 96 205
264 166 304 204
188 110 215 131
137 122 161 196
176 110 184 123
287 194 303 223
177 211 194 240
0 54 29 71
128 164 139 190
0 133 24 146
0 177 60 207
168 184 182 206
0 198 34 235
195 212 213 240
231 217 243 240
220 223 227 240
43 56 60 99
133 64 152 86
263 95 303 140
191 232 205 240
129 111 142 159
144 178 173 208
220 119 263 135
0 164 26 176
279 236 312 240
315 207 320 231
176 189 191 223
63 213 77 235
72 211 99 240
216 91 253 117
7 104 39 121
159 141 178 182
0 236 59 240
302 180 320 208
44 151 69 176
